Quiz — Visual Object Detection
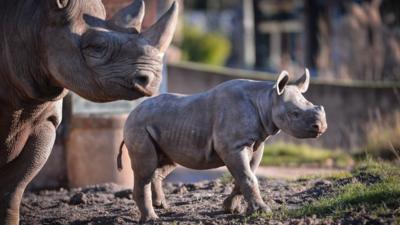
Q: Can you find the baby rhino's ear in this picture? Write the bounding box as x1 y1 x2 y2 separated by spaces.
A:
294 68 310 93
275 71 289 95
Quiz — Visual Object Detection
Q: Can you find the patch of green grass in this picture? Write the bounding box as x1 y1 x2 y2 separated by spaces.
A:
297 171 353 182
246 211 273 220
262 143 353 168
291 160 400 219
293 181 400 217
325 171 353 180
353 158 400 179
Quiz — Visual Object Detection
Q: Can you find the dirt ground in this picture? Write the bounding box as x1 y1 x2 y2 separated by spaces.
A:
20 176 392 225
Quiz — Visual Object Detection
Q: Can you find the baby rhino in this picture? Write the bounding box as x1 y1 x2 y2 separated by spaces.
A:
118 69 327 221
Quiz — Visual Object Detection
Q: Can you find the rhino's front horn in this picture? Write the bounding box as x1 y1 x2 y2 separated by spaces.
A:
111 0 145 32
141 1 179 53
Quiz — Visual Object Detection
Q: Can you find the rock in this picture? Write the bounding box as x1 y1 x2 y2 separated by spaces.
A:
314 179 332 186
114 189 133 199
69 192 88 205
355 171 381 184
184 183 197 191
274 198 284 204
173 185 188 194
203 220 219 225
164 182 174 191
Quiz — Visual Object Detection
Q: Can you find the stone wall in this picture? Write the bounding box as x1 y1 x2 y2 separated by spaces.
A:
167 62 400 150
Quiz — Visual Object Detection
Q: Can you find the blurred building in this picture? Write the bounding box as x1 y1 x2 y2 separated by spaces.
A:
183 0 400 81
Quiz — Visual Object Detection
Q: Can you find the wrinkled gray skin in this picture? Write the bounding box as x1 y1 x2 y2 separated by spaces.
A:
120 69 327 221
0 0 178 224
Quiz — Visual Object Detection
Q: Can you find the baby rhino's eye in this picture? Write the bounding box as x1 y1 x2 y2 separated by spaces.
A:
290 110 300 118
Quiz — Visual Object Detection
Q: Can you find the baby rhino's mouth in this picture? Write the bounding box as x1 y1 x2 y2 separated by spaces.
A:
308 122 327 137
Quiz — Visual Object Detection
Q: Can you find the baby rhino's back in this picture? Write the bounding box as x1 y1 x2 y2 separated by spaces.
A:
127 92 221 169
133 92 214 132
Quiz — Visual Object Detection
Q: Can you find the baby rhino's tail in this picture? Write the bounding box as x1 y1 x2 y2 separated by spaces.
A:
117 140 125 171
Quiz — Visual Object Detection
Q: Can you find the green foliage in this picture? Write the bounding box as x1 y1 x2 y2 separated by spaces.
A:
362 111 400 161
262 142 353 168
181 26 231 66
297 171 353 181
293 181 400 217
353 158 400 179
291 160 400 219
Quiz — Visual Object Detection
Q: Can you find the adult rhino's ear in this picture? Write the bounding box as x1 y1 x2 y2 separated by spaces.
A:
294 68 310 93
275 71 289 95
47 0 72 24
141 1 179 53
110 0 145 32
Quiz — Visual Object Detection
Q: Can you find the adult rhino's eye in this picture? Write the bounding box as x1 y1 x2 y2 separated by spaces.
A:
83 41 108 58
86 44 107 55
81 36 111 66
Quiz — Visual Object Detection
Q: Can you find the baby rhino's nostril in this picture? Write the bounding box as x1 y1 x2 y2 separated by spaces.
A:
315 105 325 112
312 123 320 131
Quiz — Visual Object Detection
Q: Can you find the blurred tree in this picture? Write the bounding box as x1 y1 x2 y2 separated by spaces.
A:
181 26 231 66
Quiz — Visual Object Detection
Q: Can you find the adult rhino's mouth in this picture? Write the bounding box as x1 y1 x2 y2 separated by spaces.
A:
109 75 157 97
130 71 157 96
131 82 153 96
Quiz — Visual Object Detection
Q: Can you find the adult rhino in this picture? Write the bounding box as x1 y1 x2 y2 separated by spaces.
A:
0 0 178 224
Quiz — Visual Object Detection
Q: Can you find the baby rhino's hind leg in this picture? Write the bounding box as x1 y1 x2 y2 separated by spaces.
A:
152 155 176 209
127 134 159 222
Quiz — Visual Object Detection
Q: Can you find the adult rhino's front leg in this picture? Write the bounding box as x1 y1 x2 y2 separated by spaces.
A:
0 109 60 225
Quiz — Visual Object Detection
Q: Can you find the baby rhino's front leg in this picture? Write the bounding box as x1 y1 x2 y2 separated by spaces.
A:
223 146 271 214
223 143 265 214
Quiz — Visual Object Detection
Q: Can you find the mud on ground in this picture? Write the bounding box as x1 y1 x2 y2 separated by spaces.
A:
21 176 394 225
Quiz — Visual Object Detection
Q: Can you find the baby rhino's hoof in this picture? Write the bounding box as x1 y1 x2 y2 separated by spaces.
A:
247 202 272 215
153 200 169 209
223 196 243 214
139 214 159 223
